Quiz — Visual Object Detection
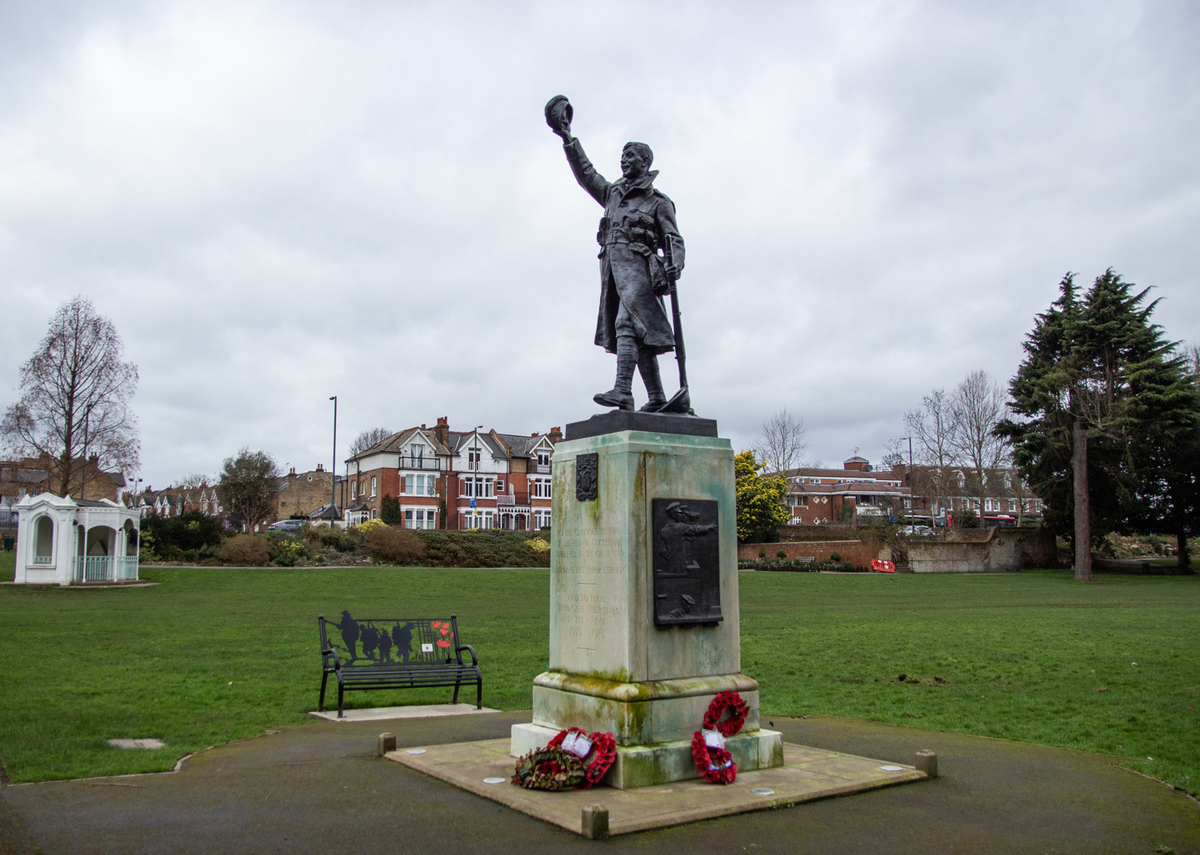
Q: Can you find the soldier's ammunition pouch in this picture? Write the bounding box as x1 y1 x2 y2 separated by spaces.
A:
597 216 660 251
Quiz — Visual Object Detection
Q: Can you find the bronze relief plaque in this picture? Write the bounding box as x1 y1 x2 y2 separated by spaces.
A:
652 498 721 627
576 453 598 501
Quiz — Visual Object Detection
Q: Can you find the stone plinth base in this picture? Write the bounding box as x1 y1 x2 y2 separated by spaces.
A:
528 670 762 746
511 722 784 790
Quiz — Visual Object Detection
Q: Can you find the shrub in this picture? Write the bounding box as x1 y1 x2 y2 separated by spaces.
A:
363 525 427 565
217 534 271 566
829 551 842 563
776 550 788 560
380 494 401 525
270 538 308 567
141 511 224 555
354 519 387 535
527 537 551 553
417 531 551 568
303 525 359 552
758 549 767 559
138 529 161 563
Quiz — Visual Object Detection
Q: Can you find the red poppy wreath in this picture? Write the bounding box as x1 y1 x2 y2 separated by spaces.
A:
512 727 616 790
692 691 748 784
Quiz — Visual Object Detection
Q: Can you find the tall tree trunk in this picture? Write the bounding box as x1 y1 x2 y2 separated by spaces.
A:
1072 417 1092 581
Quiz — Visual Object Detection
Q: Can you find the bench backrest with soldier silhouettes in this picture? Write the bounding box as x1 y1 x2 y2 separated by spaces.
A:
317 612 482 717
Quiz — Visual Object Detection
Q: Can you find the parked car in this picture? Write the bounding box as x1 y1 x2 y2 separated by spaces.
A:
269 519 306 532
899 525 934 536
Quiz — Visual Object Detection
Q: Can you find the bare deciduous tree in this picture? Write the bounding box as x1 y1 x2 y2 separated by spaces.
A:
177 473 212 489
902 388 957 519
949 369 1011 516
1 296 139 497
753 409 808 476
349 427 393 458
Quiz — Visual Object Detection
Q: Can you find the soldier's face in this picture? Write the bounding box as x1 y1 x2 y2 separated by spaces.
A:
621 149 647 181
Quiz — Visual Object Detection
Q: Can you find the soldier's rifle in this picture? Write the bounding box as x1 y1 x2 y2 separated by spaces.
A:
660 241 694 415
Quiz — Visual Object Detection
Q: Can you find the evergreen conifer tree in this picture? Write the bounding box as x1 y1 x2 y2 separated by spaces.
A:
1001 270 1198 580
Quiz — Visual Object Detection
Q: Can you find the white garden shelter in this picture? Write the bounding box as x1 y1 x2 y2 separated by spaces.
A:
13 492 140 585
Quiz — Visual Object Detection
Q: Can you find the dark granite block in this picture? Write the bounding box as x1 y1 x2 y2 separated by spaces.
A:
565 411 719 440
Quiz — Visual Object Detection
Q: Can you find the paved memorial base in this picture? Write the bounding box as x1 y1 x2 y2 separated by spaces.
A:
388 736 925 837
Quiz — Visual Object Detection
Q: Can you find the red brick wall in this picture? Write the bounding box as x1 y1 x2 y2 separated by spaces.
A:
351 466 401 517
738 537 886 566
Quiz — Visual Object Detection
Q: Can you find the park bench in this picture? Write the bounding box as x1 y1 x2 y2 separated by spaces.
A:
318 612 482 717
795 556 815 564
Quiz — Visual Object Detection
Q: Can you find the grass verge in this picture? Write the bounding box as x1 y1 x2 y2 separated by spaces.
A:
0 564 1195 796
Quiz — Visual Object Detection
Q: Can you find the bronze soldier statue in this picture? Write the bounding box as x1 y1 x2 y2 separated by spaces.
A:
546 96 686 413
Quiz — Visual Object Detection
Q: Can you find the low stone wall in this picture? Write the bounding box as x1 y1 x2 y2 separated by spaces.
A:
907 528 1056 573
738 538 888 567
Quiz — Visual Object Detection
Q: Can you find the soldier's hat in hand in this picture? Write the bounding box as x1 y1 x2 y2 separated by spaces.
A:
544 95 573 132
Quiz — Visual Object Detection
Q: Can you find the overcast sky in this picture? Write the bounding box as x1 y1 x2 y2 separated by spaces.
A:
2 0 1198 489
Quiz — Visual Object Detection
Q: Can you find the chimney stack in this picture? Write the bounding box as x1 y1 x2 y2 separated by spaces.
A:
434 416 450 447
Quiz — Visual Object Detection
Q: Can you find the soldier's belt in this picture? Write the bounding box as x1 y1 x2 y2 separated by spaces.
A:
598 226 657 248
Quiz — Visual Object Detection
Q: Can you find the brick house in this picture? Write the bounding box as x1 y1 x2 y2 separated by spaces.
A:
1 454 126 506
905 465 1044 526
781 456 912 524
135 483 223 519
343 417 560 530
275 465 334 520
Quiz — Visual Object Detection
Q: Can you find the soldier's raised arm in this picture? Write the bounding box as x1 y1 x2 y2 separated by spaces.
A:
545 94 610 207
562 136 611 208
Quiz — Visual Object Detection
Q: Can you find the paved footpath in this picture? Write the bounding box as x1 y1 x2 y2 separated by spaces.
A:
2 713 1198 854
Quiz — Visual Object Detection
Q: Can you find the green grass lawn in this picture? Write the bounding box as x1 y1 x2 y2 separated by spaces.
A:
0 560 1196 797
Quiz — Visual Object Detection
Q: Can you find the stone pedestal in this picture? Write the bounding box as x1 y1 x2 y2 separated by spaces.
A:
511 417 784 788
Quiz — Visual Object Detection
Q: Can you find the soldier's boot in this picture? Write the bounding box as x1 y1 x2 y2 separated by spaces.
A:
637 351 667 413
594 336 636 410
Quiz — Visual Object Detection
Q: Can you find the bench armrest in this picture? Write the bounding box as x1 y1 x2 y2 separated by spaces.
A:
456 644 478 666
321 647 342 670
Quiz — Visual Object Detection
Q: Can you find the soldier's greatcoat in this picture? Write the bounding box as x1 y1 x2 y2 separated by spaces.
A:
563 139 685 355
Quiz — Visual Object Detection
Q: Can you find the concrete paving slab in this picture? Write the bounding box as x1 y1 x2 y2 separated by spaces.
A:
387 737 925 836
307 703 498 722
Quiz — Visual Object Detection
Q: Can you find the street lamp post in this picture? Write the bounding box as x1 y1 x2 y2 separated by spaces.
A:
329 396 338 512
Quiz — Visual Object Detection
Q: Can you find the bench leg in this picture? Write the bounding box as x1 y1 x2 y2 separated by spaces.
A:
452 679 461 705
318 672 329 712
476 676 482 710
338 683 345 718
